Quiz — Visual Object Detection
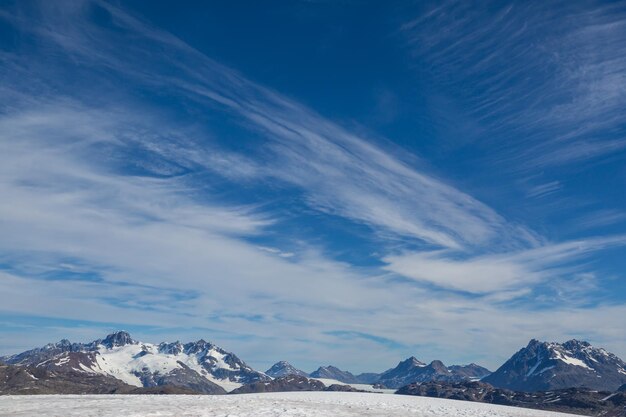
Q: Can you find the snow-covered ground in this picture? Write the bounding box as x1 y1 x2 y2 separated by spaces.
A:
0 392 581 417
310 377 396 394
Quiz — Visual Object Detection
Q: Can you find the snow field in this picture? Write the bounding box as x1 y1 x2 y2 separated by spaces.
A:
0 392 582 417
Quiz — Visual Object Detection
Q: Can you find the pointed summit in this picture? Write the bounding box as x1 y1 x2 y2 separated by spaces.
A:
265 361 308 378
395 356 426 371
309 365 358 383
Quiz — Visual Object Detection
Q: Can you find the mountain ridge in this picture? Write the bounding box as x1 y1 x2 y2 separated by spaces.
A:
484 338 626 392
1 331 268 393
3 333 625 395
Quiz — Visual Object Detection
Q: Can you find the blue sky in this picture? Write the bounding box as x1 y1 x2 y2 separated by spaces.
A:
1 0 626 373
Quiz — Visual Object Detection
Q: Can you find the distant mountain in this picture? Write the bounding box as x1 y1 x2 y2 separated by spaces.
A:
231 375 325 393
397 380 626 417
1 331 270 393
376 357 490 389
309 365 360 383
448 363 491 380
354 372 381 384
483 339 626 392
265 361 308 378
231 375 364 394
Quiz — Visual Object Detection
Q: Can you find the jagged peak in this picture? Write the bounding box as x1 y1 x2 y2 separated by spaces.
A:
526 338 544 348
562 339 592 349
401 356 426 367
268 361 295 370
101 331 136 348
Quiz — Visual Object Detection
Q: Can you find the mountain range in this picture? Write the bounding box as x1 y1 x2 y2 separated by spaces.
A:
2 331 626 396
1 331 268 394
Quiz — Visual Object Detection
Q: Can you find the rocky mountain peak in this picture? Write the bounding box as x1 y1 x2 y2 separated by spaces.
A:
158 341 184 355
101 331 136 348
184 339 213 354
428 360 449 373
484 339 626 392
309 365 358 383
396 356 426 370
265 361 308 378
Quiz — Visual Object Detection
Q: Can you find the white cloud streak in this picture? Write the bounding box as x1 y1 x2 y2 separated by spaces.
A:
401 0 626 170
383 236 626 294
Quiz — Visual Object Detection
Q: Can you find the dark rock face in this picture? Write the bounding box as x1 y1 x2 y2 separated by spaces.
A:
483 339 626 392
619 384 626 392
138 364 226 395
0 362 131 394
324 384 363 392
309 366 359 383
230 375 326 394
101 331 136 348
230 375 364 394
265 361 308 378
376 357 488 389
397 380 626 417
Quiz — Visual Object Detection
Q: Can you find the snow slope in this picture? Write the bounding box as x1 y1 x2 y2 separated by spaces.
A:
0 392 582 417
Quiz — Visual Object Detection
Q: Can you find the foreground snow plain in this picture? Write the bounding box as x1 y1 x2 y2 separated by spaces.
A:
0 392 581 417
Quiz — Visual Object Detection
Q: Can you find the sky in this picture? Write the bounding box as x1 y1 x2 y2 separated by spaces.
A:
1 0 626 373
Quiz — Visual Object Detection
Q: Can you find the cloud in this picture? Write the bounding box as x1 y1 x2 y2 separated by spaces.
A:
526 181 561 199
0 0 544 251
400 0 626 170
383 236 626 294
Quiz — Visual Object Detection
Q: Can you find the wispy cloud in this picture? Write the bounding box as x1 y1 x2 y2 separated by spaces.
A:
400 0 626 170
526 181 562 199
0 0 544 251
383 235 626 294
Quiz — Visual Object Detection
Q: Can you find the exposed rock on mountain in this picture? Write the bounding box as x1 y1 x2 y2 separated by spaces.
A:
1 331 267 393
0 362 130 394
230 375 364 394
448 363 491 380
265 361 308 378
483 339 626 392
397 380 626 416
230 375 325 394
376 357 489 388
309 365 359 383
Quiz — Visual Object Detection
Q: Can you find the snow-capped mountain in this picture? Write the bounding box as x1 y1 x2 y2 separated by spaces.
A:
1 331 270 393
483 339 626 392
265 361 308 378
376 357 491 389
